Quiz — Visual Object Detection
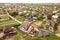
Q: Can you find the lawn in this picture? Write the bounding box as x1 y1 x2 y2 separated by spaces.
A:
15 16 25 22
0 21 20 28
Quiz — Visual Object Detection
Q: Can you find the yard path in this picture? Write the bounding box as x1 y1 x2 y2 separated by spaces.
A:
7 12 22 24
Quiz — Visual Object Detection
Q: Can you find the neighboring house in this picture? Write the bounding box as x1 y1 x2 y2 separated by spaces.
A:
52 15 58 22
18 12 22 15
43 30 50 36
0 8 5 13
25 16 33 22
38 30 43 37
53 10 59 13
23 10 27 13
33 17 37 21
38 29 49 37
46 20 55 32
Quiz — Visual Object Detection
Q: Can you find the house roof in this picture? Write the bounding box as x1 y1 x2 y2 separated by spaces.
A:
46 20 55 27
38 29 49 37
20 21 31 31
52 15 58 19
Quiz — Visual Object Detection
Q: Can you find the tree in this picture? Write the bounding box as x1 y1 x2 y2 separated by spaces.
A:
10 12 18 16
20 13 26 17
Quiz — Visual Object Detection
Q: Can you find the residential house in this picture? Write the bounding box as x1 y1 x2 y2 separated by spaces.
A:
33 17 37 21
46 20 55 32
25 16 33 22
52 15 58 22
19 21 36 35
38 29 49 37
53 10 59 13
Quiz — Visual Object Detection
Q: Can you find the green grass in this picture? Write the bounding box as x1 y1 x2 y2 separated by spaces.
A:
0 22 20 28
18 17 25 22
15 16 25 22
40 34 60 40
42 21 46 29
0 18 11 22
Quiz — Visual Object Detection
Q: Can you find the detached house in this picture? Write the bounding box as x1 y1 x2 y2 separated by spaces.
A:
52 15 58 22
46 20 55 32
19 21 36 35
19 21 30 32
25 16 33 22
38 29 50 37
